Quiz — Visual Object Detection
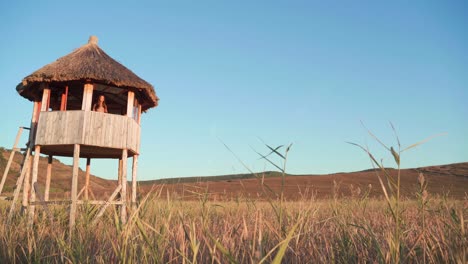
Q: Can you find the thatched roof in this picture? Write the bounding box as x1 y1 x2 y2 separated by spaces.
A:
17 36 158 110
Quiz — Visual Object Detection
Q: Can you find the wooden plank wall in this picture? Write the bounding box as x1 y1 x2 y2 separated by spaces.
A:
35 111 141 154
126 118 141 152
36 111 84 145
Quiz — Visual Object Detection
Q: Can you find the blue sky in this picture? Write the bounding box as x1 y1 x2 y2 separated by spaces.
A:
0 1 467 180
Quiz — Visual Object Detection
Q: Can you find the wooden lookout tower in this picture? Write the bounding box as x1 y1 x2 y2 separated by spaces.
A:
4 36 158 229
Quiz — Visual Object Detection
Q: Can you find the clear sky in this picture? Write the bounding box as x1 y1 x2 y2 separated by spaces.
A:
0 1 467 180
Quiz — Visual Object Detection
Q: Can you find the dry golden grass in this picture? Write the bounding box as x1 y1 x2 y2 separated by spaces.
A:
1 127 466 263
0 191 466 263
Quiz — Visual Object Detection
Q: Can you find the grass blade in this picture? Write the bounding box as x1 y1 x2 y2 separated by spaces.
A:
401 133 447 152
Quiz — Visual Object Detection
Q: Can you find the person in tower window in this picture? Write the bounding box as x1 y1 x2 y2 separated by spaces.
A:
93 95 108 113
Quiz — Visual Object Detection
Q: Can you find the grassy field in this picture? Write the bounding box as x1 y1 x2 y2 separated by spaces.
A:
0 188 466 263
0 134 466 263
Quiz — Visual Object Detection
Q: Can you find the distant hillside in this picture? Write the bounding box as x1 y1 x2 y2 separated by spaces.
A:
138 163 468 200
143 171 283 184
0 147 117 199
1 147 467 200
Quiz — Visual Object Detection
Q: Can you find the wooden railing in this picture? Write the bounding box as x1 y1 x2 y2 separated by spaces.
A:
35 111 140 153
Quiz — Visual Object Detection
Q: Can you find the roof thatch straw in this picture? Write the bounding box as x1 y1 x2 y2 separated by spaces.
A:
17 36 158 110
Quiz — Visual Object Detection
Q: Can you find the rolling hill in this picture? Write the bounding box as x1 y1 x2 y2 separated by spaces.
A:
1 147 467 200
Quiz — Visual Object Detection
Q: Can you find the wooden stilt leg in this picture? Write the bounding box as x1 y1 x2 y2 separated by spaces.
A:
118 158 122 187
7 148 31 222
69 144 80 232
117 157 122 215
0 127 23 195
44 155 52 201
22 156 33 213
21 101 39 214
121 150 128 224
131 155 138 211
85 158 91 201
28 145 41 225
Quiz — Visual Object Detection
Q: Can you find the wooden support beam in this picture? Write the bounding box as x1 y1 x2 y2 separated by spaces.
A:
12 148 28 152
41 87 50 112
85 158 91 200
82 83 94 111
118 158 122 187
47 88 51 110
44 155 52 201
33 182 53 224
0 127 23 195
23 84 50 219
7 148 31 222
89 188 97 200
22 152 32 211
35 101 41 125
77 185 86 199
78 200 124 205
22 101 40 208
28 101 39 147
92 184 122 225
60 86 68 111
22 101 39 210
127 91 134 117
121 149 128 224
29 200 123 205
28 145 41 225
69 144 80 232
131 154 138 211
30 200 70 205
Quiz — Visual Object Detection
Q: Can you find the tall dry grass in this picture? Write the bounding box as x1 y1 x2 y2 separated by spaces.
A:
0 127 466 263
0 194 466 263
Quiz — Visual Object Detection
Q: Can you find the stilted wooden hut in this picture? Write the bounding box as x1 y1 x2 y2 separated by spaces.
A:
6 36 158 229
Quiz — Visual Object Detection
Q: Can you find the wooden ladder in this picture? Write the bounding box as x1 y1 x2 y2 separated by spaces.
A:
0 126 32 221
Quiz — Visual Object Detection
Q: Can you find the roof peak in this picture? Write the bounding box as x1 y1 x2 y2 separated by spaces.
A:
88 35 98 45
17 35 159 110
